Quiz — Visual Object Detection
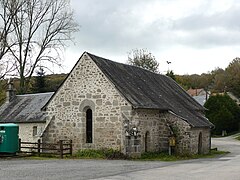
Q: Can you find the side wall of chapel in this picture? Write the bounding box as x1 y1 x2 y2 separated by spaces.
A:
128 111 211 155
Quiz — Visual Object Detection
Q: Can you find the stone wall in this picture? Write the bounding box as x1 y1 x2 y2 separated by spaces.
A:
161 112 211 154
124 109 211 156
43 53 132 153
130 109 170 154
18 122 45 142
190 128 211 154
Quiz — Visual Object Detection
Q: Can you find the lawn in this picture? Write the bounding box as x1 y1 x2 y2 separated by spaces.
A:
23 148 229 161
235 135 240 141
138 149 228 161
72 148 228 161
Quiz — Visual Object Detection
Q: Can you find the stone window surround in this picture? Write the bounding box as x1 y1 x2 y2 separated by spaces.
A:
33 126 37 136
80 99 95 144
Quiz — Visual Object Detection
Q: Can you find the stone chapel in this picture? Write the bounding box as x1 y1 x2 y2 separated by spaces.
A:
40 52 213 156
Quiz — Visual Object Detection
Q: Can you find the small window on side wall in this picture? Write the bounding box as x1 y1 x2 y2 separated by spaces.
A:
86 109 92 143
33 126 38 136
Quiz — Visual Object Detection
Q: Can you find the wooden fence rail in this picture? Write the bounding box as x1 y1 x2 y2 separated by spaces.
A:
18 139 72 159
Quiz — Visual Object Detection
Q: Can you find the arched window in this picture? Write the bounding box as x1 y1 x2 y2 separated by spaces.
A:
145 131 150 152
198 132 203 154
86 109 92 143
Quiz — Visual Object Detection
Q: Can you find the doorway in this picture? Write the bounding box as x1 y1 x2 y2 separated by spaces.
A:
145 131 150 152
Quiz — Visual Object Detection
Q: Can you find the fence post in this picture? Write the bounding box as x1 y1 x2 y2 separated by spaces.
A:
18 138 21 152
69 140 72 156
59 140 63 159
37 139 41 157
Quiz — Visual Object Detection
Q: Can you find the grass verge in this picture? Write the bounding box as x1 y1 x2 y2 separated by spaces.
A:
73 148 228 161
21 149 229 161
138 149 229 161
22 153 60 160
235 135 240 141
73 149 128 160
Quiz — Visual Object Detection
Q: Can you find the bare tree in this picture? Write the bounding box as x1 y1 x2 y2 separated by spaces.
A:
1 0 78 93
127 49 159 73
0 0 22 79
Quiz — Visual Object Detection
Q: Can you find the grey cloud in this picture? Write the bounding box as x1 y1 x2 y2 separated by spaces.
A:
170 4 240 47
70 0 240 56
173 7 240 31
173 29 240 48
71 0 165 54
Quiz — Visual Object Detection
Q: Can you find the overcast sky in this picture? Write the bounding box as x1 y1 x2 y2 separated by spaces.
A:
63 0 240 75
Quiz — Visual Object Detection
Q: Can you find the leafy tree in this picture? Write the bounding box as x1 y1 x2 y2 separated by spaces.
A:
127 49 159 73
176 67 228 94
31 67 47 93
211 68 227 93
0 73 66 100
0 79 7 104
225 57 240 97
44 73 67 92
204 94 240 135
176 74 202 90
198 73 213 89
166 70 176 81
0 0 78 93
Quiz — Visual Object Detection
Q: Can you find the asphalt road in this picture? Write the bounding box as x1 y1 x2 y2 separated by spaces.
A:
0 136 240 180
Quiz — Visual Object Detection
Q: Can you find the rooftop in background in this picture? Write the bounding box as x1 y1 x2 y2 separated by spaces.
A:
187 88 207 97
0 92 54 123
193 95 209 106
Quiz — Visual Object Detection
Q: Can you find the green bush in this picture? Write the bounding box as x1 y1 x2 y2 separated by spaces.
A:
74 149 128 160
75 149 105 159
204 94 240 135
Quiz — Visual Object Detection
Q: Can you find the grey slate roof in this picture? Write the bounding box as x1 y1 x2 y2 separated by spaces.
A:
193 95 208 106
87 52 213 128
0 92 54 123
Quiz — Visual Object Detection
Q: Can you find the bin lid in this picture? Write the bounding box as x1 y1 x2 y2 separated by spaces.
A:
0 123 19 127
